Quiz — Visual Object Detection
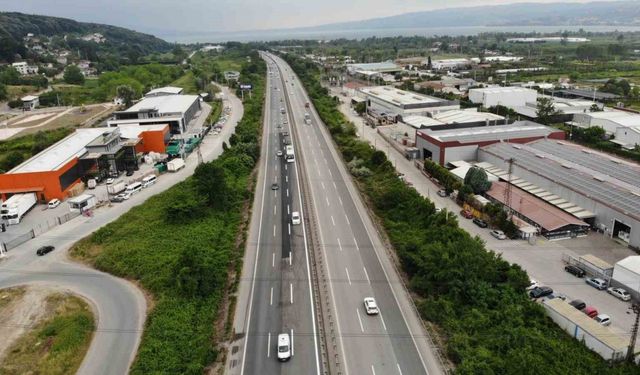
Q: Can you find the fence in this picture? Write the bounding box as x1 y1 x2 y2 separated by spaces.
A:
1 210 81 252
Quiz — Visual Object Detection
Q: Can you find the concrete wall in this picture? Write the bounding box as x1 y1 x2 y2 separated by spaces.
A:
615 127 640 148
470 89 537 108
478 149 640 250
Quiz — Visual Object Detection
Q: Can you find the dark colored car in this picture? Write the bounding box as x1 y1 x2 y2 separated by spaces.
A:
472 218 488 228
529 286 553 299
110 196 125 203
126 169 134 176
564 265 586 278
36 245 55 256
460 210 473 219
569 299 586 311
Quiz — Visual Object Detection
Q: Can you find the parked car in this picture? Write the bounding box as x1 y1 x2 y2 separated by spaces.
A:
36 245 55 256
437 189 447 197
594 314 611 326
549 293 568 301
584 306 599 318
115 192 131 201
460 210 473 219
607 287 631 301
586 277 607 290
526 279 539 291
490 230 507 240
110 195 125 203
47 198 61 209
564 265 586 278
569 299 586 311
529 286 553 299
363 297 379 315
473 218 488 228
276 150 283 157
106 178 115 185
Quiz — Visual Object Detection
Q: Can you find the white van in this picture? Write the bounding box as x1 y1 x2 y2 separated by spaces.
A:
125 182 143 194
142 175 157 188
277 333 291 361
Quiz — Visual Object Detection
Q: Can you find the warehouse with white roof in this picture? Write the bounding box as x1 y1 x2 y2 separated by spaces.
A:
360 86 459 119
469 86 538 108
478 139 640 249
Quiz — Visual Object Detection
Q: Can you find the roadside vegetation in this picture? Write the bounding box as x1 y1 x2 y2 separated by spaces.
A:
70 50 265 374
0 127 73 172
0 290 94 375
283 53 639 374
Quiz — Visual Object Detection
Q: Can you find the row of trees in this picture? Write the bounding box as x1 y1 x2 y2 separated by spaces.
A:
284 52 639 374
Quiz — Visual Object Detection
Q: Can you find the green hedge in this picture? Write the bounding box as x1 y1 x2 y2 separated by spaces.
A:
282 53 638 374
70 51 266 374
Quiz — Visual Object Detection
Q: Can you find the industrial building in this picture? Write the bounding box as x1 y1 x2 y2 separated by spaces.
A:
359 86 459 119
145 86 184 97
512 96 603 121
402 110 505 130
0 125 168 202
478 139 640 249
556 88 620 102
346 61 400 76
469 87 538 108
108 95 202 136
572 110 640 133
415 121 564 166
426 58 471 71
21 95 39 111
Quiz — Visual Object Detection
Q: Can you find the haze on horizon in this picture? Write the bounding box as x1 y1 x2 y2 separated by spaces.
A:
0 0 615 36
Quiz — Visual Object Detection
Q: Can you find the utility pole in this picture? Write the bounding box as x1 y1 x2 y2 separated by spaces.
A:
627 302 640 362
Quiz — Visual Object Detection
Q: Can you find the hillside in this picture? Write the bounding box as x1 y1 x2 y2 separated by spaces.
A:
0 12 172 63
304 1 640 31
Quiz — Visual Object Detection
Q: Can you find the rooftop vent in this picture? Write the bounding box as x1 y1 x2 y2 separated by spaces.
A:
512 145 522 149
593 175 605 182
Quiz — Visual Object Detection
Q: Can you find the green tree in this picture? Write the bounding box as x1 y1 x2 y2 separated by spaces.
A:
464 167 492 194
193 162 231 210
0 82 7 101
116 84 136 107
63 65 85 85
536 97 559 125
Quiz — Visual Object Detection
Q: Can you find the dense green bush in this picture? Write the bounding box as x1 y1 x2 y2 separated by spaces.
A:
70 52 266 374
283 53 639 374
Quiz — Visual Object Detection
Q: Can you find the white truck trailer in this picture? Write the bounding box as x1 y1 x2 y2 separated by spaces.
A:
107 181 126 195
0 193 37 225
167 158 185 172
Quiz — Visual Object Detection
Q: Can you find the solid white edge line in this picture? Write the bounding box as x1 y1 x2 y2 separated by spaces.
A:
267 332 271 358
240 62 272 375
397 363 403 375
380 311 388 331
270 287 273 306
345 267 352 285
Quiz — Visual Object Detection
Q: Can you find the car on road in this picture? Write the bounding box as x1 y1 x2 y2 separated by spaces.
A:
594 314 611 326
126 170 134 176
115 192 131 201
490 230 507 240
110 195 125 203
460 209 473 219
607 287 631 301
564 265 586 278
277 150 283 157
291 211 301 225
472 218 488 228
277 333 291 361
549 293 568 301
282 131 289 136
586 277 607 290
36 245 55 256
106 178 115 185
437 189 447 197
363 297 379 315
529 286 553 299
271 183 279 190
47 198 61 209
569 299 586 310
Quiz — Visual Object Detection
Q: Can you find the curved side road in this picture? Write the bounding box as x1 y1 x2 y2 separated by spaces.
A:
0 85 244 375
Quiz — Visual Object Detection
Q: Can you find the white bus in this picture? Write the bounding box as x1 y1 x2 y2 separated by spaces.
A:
125 182 143 194
285 145 295 163
142 174 157 188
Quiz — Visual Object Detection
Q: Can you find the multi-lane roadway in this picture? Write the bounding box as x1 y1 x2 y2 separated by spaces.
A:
234 52 444 374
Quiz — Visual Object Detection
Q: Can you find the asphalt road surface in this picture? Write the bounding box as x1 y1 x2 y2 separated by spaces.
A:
0 85 243 375
264 52 445 375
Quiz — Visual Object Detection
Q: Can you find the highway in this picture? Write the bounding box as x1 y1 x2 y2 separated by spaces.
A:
264 52 445 375
0 85 243 375
235 53 321 375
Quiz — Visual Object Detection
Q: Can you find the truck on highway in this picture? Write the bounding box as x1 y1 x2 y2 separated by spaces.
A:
167 158 185 172
0 193 37 225
107 181 126 195
285 145 295 162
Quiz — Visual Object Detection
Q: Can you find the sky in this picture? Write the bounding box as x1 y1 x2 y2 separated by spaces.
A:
0 0 612 35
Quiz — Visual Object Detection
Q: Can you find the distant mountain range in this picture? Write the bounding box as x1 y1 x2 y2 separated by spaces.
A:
303 1 640 31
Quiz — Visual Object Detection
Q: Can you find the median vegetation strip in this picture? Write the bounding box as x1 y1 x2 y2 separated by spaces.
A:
0 290 94 375
283 53 638 373
69 51 265 374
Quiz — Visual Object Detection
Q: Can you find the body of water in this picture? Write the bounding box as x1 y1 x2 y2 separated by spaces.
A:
159 25 640 44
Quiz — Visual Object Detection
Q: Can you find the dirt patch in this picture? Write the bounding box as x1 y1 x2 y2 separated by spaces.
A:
0 286 53 360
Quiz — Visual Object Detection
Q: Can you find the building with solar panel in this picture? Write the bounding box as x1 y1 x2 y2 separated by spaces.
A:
478 139 640 249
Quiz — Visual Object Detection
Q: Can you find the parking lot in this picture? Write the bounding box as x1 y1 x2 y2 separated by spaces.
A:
329 85 639 350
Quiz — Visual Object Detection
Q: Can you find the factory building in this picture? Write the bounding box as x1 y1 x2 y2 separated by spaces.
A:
415 121 564 166
478 139 640 250
469 87 538 109
359 86 459 120
0 125 169 202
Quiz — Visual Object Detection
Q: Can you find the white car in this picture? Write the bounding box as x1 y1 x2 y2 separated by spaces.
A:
291 211 301 225
594 314 611 326
490 230 507 240
276 150 283 157
607 287 631 301
47 198 61 209
116 192 131 200
277 333 291 361
363 297 379 315
106 178 115 185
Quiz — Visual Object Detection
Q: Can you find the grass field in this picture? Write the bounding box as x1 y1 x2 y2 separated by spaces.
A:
171 71 199 94
6 85 37 100
0 292 94 375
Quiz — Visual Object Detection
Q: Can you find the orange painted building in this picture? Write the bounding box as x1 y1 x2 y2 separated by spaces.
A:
0 125 169 202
